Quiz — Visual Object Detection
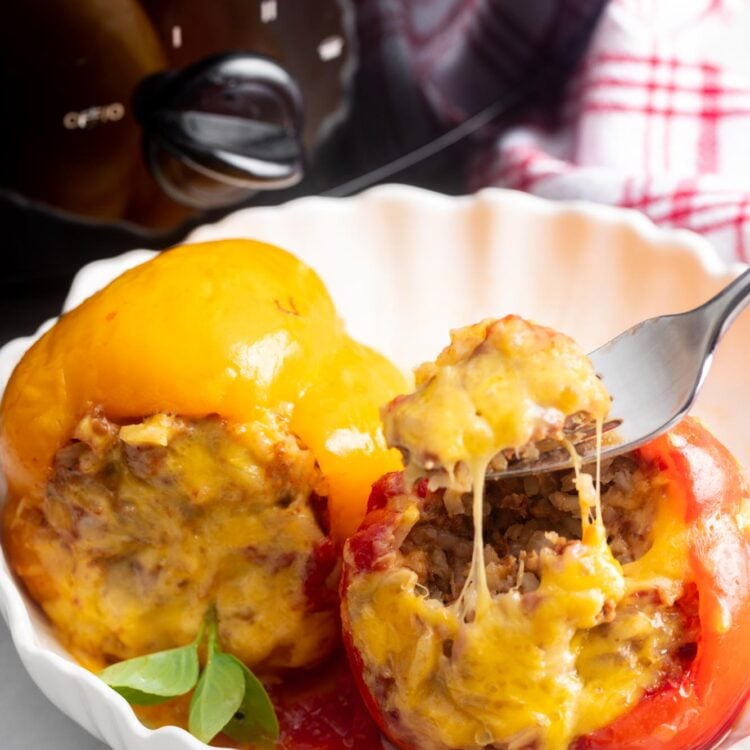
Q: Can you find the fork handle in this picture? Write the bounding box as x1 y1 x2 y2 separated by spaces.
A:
704 267 750 342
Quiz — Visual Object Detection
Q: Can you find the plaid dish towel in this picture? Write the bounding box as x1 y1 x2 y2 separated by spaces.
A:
474 0 750 264
330 0 607 193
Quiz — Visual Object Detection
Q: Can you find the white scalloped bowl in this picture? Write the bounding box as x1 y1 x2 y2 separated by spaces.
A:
1 186 748 750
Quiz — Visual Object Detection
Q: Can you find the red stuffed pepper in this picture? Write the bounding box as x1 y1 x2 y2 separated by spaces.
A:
341 317 750 750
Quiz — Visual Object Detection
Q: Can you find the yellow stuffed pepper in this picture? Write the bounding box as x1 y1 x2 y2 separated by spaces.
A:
0 239 406 672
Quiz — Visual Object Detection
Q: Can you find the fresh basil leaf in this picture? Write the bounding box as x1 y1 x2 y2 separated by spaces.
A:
109 686 175 706
188 652 245 744
222 655 279 746
99 643 199 703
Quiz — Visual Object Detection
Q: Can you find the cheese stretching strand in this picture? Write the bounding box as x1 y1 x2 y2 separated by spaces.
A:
385 317 612 629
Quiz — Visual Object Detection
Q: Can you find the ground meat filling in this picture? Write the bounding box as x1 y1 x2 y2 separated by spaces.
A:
21 408 339 670
375 453 699 750
400 455 659 603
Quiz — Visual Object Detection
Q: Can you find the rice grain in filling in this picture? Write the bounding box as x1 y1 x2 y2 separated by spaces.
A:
400 455 658 603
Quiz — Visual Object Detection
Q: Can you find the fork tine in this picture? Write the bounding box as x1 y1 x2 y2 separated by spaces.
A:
486 418 622 481
561 418 623 443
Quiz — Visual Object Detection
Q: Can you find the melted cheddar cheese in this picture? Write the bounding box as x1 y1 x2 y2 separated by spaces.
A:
9 410 339 670
383 317 611 492
346 491 689 749
345 317 692 750
384 316 612 626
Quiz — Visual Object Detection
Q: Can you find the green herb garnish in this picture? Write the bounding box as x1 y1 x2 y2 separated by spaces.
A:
99 640 200 705
99 609 279 746
221 655 280 745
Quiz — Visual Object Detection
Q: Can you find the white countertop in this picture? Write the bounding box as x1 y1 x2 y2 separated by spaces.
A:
0 616 107 749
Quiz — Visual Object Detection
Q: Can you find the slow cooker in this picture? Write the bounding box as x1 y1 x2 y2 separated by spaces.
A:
0 0 606 341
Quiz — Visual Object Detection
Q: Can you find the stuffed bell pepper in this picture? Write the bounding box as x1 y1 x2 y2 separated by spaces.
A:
341 316 750 750
0 239 407 672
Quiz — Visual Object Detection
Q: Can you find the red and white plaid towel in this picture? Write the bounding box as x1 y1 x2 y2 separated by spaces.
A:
473 0 750 264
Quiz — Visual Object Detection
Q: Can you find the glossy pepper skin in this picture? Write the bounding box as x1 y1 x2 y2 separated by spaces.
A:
340 418 750 750
0 239 407 542
576 419 750 750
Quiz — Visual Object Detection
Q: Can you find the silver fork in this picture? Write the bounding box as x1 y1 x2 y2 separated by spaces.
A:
487 268 750 479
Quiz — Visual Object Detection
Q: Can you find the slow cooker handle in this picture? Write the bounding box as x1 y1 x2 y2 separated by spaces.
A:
135 52 304 208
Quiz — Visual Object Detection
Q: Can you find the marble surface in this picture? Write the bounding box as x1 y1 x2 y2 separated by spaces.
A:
0 617 107 750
